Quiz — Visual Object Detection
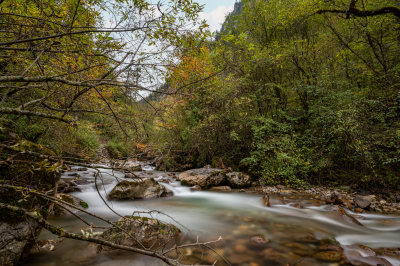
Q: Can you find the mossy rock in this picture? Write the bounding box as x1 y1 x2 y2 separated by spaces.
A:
98 215 180 252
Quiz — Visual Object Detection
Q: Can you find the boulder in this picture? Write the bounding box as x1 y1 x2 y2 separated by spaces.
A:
0 219 41 265
177 168 226 189
108 178 170 200
98 216 180 252
57 179 81 193
226 172 252 188
354 196 372 209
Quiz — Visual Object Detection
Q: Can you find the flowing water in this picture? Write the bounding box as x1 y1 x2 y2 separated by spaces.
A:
25 165 400 266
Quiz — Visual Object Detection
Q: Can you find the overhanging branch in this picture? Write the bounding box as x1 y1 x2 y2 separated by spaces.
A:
0 107 72 123
315 6 400 19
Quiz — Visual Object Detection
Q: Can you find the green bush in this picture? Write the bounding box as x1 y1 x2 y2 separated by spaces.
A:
106 139 130 159
241 117 310 187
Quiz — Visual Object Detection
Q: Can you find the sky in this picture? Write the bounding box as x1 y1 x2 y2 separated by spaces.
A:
197 0 237 32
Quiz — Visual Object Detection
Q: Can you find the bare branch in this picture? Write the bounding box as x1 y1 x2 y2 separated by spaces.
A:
0 107 72 123
0 27 150 46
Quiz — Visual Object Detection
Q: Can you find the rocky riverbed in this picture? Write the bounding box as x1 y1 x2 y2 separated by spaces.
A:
22 162 400 266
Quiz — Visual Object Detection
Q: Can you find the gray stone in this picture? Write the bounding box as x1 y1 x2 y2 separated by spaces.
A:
354 196 372 209
108 178 169 200
226 172 252 188
177 168 226 189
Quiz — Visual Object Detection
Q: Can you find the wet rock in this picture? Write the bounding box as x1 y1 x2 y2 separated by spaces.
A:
210 186 232 192
318 244 342 252
261 249 286 265
129 165 142 172
0 219 41 265
177 168 226 189
262 195 271 207
29 239 58 254
57 179 81 193
250 236 269 247
124 173 137 179
190 185 202 191
354 207 364 213
98 216 180 252
75 179 93 185
75 167 88 172
108 178 170 200
234 244 247 253
373 247 400 264
226 172 252 188
314 251 342 262
285 242 314 256
354 196 372 209
345 250 392 266
67 172 79 177
296 258 320 266
294 234 319 244
156 177 171 183
53 193 89 216
329 205 363 226
230 254 253 264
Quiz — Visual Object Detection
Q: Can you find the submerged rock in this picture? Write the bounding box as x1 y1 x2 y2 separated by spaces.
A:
226 172 252 188
98 216 180 252
108 178 170 200
53 193 89 216
314 251 343 262
210 186 232 191
177 168 226 189
330 205 363 226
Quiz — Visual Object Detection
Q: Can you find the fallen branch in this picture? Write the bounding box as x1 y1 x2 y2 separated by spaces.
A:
0 202 179 266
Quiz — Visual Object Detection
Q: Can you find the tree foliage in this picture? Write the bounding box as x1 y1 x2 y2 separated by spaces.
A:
152 0 400 188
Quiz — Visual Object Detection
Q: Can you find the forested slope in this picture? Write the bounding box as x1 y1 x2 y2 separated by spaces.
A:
150 0 400 189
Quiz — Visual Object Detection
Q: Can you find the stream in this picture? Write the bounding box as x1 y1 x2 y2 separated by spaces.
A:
25 164 400 266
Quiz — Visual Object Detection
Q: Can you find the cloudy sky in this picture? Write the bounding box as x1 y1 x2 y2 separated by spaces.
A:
197 0 237 32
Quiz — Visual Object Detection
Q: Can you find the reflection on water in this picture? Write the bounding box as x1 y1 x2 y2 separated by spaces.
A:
25 166 400 266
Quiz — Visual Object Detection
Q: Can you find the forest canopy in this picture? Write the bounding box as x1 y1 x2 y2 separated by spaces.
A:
150 0 400 189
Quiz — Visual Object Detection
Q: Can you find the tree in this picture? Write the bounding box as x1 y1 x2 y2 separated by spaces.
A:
0 0 217 265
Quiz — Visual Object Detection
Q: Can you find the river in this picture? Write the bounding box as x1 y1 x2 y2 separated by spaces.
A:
25 164 400 266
